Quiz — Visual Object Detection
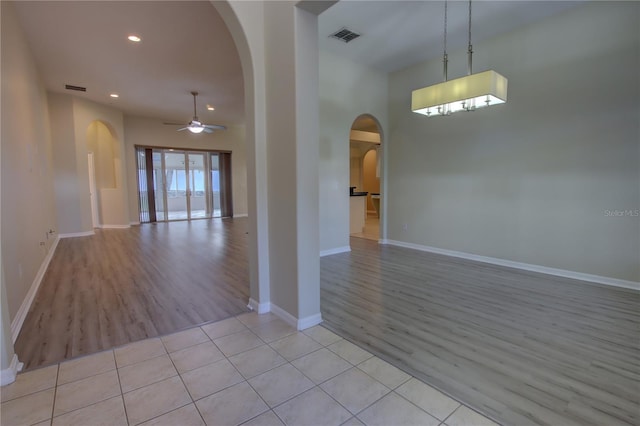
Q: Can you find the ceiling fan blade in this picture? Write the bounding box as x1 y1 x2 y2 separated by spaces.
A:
163 122 185 126
203 124 226 131
177 127 189 132
203 127 214 134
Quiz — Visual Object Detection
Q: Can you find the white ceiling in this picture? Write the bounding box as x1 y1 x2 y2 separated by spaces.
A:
319 1 581 73
11 1 580 125
12 1 244 125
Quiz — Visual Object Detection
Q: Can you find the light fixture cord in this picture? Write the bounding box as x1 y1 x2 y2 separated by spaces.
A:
467 0 473 75
443 0 448 81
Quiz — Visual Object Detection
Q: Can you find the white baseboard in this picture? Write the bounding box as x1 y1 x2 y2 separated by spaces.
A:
269 304 296 327
11 236 60 342
248 298 271 314
0 355 24 386
58 230 95 238
129 222 141 226
98 224 130 229
298 313 323 330
383 240 640 291
233 213 248 218
270 303 323 331
320 246 351 257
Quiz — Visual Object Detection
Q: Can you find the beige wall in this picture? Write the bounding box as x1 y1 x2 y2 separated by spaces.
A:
123 116 248 222
263 1 321 318
1 1 58 324
319 50 388 252
49 94 129 232
87 121 117 190
388 2 639 282
215 0 323 323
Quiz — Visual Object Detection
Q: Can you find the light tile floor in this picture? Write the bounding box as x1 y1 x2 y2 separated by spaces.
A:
1 312 499 426
350 213 379 242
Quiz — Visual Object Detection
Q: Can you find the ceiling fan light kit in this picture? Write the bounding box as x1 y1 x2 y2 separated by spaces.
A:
187 123 205 134
169 91 226 134
412 0 508 117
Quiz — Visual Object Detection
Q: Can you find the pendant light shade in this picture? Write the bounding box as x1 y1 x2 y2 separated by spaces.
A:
412 0 508 117
412 70 508 116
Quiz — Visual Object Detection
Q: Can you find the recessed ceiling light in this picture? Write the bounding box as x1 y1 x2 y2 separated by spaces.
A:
207 105 215 111
110 93 119 98
128 35 141 42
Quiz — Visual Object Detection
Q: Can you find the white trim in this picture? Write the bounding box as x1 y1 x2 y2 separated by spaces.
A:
58 231 95 238
98 224 130 229
297 313 323 330
270 303 297 328
11 236 60 342
270 304 323 330
383 240 640 291
320 246 351 257
233 213 248 218
0 355 23 386
129 222 141 226
247 298 271 314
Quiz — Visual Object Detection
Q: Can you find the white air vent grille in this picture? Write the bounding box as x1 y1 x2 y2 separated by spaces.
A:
330 28 361 43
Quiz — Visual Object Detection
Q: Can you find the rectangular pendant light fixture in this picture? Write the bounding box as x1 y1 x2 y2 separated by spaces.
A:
411 70 508 117
412 0 508 117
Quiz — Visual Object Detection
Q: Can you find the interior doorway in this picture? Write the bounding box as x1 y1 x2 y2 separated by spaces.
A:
349 115 382 241
135 146 233 222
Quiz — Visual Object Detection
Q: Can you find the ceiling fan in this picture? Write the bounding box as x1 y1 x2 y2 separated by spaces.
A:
164 91 226 134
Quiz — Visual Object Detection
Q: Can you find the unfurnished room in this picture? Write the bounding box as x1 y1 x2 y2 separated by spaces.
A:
1 1 638 426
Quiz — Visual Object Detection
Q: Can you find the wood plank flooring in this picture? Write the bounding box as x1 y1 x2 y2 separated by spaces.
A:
15 218 250 370
320 237 640 426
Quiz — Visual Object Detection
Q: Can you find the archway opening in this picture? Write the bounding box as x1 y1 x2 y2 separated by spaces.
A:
349 114 382 241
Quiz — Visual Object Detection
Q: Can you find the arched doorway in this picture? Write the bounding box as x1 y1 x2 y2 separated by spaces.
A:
349 114 383 241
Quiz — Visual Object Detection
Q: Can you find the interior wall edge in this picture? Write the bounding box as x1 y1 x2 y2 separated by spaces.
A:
10 236 60 342
270 302 323 331
0 354 23 386
383 239 640 291
320 246 351 257
248 298 270 314
58 231 95 239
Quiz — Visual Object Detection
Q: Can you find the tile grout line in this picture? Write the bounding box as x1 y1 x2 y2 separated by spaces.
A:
13 313 493 426
113 349 132 426
276 330 445 425
47 363 61 426
263 335 361 422
228 325 276 422
163 336 207 426
322 322 484 423
206 319 295 425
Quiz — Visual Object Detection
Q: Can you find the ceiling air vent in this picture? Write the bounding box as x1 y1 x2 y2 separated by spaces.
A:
330 28 361 43
65 84 86 92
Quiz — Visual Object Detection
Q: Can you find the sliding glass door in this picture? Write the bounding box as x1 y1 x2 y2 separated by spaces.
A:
188 152 208 219
136 147 233 223
164 151 189 220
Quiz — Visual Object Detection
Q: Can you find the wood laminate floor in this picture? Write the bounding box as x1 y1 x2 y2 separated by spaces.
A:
15 218 250 370
320 237 640 426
